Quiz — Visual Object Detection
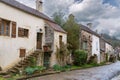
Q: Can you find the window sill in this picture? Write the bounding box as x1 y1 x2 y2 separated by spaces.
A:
0 35 11 39
18 37 29 39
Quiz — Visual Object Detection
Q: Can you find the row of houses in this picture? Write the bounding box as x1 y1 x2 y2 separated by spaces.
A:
79 23 114 63
0 0 114 71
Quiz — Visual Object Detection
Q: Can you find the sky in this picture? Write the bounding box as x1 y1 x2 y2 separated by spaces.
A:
16 0 120 39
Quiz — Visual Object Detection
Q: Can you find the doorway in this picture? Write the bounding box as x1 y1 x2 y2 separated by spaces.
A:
36 33 42 49
44 52 51 68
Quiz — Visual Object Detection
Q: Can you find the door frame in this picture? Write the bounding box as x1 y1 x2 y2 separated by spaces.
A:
36 32 43 50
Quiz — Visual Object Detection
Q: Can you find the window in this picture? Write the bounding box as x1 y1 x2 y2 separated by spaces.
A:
19 49 26 58
59 35 63 47
83 41 87 50
18 28 29 37
0 19 10 36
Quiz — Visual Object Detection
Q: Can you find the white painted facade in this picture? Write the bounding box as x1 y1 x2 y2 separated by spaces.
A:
0 2 46 70
105 43 114 54
0 1 67 70
92 35 100 63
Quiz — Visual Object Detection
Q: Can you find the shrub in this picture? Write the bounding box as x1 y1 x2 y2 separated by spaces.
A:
73 50 87 66
53 64 71 71
24 66 46 75
29 57 37 66
106 53 109 62
62 65 71 71
109 54 116 62
56 42 70 66
25 66 36 75
88 54 97 64
0 77 6 80
53 64 62 71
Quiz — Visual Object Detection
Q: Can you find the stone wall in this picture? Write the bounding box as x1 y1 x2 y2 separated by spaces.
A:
80 30 92 59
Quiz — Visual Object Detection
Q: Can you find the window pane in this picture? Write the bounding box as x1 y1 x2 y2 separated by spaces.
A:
6 22 10 36
1 22 4 35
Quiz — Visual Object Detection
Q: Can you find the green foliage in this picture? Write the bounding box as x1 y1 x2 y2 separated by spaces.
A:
109 54 116 62
106 53 109 62
0 77 6 80
103 33 120 47
53 64 71 71
74 50 87 66
53 64 62 71
88 54 97 64
25 66 36 75
56 42 70 66
61 65 71 71
53 12 65 26
24 66 46 75
63 14 80 51
29 57 37 66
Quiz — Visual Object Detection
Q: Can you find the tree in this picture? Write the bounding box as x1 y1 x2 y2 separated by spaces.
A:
63 14 80 52
53 12 65 26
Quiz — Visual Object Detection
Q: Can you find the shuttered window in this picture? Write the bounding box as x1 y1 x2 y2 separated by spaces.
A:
19 49 26 58
0 19 10 36
11 22 16 38
18 28 29 38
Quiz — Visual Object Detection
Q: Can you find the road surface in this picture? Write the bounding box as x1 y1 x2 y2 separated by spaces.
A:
30 61 120 80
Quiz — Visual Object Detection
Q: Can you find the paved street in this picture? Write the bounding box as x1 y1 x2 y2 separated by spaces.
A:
30 61 120 80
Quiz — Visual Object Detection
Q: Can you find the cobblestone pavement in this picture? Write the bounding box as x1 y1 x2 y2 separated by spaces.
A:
29 61 120 80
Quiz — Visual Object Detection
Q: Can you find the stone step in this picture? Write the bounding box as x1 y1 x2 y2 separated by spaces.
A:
0 71 8 75
3 74 11 78
9 69 18 73
16 64 22 67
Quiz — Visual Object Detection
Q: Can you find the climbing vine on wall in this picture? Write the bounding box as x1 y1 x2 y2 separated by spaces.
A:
56 42 70 66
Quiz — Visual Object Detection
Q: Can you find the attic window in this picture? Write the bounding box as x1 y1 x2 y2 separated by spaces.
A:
18 27 29 38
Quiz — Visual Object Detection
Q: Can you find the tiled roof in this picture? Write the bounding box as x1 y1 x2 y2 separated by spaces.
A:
79 24 100 37
0 0 53 22
79 24 112 46
0 0 66 33
46 21 67 33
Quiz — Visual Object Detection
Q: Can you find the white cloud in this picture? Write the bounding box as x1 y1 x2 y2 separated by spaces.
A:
16 0 120 38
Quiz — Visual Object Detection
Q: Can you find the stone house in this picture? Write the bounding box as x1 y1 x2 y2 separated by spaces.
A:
0 0 67 70
79 24 100 63
45 21 67 67
79 24 92 60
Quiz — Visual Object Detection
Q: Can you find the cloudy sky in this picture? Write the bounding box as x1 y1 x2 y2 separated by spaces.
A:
16 0 120 39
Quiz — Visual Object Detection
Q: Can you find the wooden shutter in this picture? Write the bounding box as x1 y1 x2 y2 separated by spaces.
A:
11 22 16 38
18 28 24 37
24 29 29 37
0 19 2 35
19 49 26 58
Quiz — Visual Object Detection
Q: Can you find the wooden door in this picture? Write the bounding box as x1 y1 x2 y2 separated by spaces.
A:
37 33 42 49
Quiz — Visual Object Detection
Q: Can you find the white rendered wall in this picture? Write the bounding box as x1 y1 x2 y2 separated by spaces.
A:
92 35 100 63
0 2 45 70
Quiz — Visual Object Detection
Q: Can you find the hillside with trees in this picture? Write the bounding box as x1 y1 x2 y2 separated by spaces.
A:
102 34 120 48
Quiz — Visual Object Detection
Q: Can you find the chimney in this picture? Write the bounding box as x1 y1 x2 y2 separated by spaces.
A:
87 23 92 29
36 0 43 12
